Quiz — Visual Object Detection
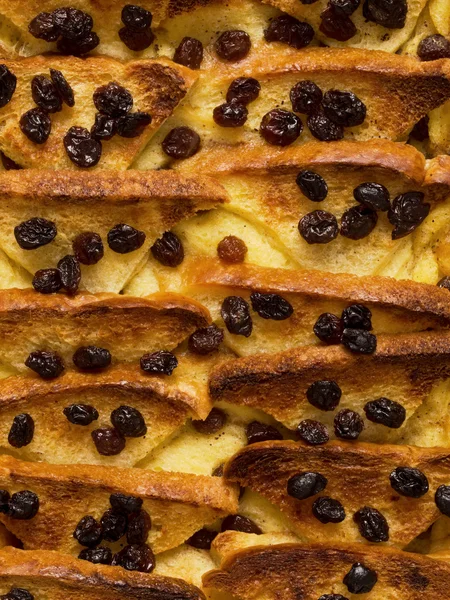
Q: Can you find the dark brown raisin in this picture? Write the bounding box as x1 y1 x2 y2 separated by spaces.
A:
307 380 342 411
354 506 389 542
299 210 339 244
341 205 377 239
296 170 328 201
8 414 35 448
64 126 102 168
91 428 126 456
3 589 34 600
79 547 113 565
53 7 93 40
307 111 344 141
260 109 302 146
32 269 62 294
188 324 224 355
364 398 406 428
20 108 51 144
1 152 22 170
215 30 251 61
186 528 218 549
14 217 56 250
57 255 81 295
140 351 178 375
330 0 361 15
94 82 133 118
418 34 450 61
250 292 293 320
63 404 99 426
343 563 378 594
119 27 155 51
73 515 103 547
110 493 143 514
318 595 349 600
8 491 39 520
127 509 151 544
162 126 200 159
0 490 10 514
296 420 329 445
334 409 364 439
116 112 152 137
312 497 346 523
28 13 59 42
221 296 253 337
313 313 343 344
50 69 75 107
217 236 248 263
363 0 407 28
111 406 147 438
221 514 262 534
213 102 248 127
91 114 117 141
323 90 366 127
319 6 357 41
341 304 372 330
31 75 62 113
341 328 377 354
192 408 227 434
290 81 323 115
264 15 314 49
121 5 153 30
436 485 450 516
389 467 429 498
72 231 104 265
388 192 430 239
212 464 224 477
246 420 282 444
287 472 327 500
226 77 261 105
112 544 155 572
107 223 146 254
0 65 16 108
57 31 100 56
410 115 429 142
73 346 111 370
173 37 203 69
25 350 64 379
151 231 184 267
353 182 390 211
438 276 450 291
101 508 128 542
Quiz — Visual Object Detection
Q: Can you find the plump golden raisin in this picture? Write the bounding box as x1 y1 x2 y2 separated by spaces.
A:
217 236 247 263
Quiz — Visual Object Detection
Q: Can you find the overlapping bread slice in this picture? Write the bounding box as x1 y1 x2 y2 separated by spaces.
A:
0 454 238 555
0 54 196 169
0 546 204 600
224 440 450 547
204 530 450 599
0 170 227 292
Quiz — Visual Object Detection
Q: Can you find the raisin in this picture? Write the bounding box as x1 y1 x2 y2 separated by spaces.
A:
64 126 102 168
111 406 147 438
354 506 389 542
151 231 184 267
389 467 429 498
410 116 429 142
31 75 62 114
73 515 103 547
296 170 328 201
264 15 314 49
57 255 81 295
330 0 361 15
8 414 35 448
312 497 346 523
221 296 253 337
0 490 10 514
110 493 143 514
250 292 293 320
73 346 111 370
296 420 329 445
192 408 227 434
107 223 146 254
20 108 51 144
307 111 344 141
57 32 100 56
14 217 57 250
94 82 133 118
341 328 377 354
53 8 93 40
319 6 357 41
25 350 64 379
217 236 248 263
319 596 348 600
290 81 323 115
162 126 200 159
140 351 178 375
0 65 16 108
307 380 342 412
313 313 343 344
188 324 224 355
388 192 430 239
438 277 450 290
364 398 405 428
246 421 282 444
112 544 155 573
50 69 75 107
28 13 59 42
323 90 366 127
334 409 364 439
127 509 151 544
343 563 378 594
79 547 113 565
1 153 22 170
260 109 302 146
341 304 372 330
121 5 153 30
63 404 99 426
213 102 248 127
226 77 260 105
287 472 328 500
8 491 39 520
353 182 390 212
212 464 224 477
91 114 117 141
299 210 339 244
363 0 407 28
173 37 203 69
436 485 450 516
221 514 262 534
418 34 450 61
101 508 128 542
32 269 62 294
116 112 152 138
73 231 104 265
215 30 251 61
186 528 218 549
119 27 155 51
2 589 34 600
91 428 126 456
340 205 377 240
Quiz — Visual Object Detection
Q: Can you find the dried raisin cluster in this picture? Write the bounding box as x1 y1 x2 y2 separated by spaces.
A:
119 5 155 51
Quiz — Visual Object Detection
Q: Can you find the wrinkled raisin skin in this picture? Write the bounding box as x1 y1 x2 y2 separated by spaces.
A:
341 205 378 240
20 108 51 144
221 514 262 534
162 126 200 159
140 351 178 375
31 75 62 113
319 6 356 41
107 224 146 254
353 182 390 212
8 414 35 448
341 304 372 330
341 328 377 354
290 81 323 115
32 269 62 294
73 515 103 547
296 170 328 201
63 404 99 426
313 313 343 344
0 64 17 108
151 231 184 267
217 236 248 263
260 109 302 146
93 82 133 118
64 126 102 168
215 30 251 61
127 509 152 545
287 472 328 500
91 114 117 141
334 409 364 440
307 111 344 141
221 296 253 337
363 0 407 29
312 497 346 523
8 491 40 520
122 5 153 30
213 102 248 128
116 112 152 138
307 380 342 411
50 68 75 107
388 192 430 240
299 210 339 244
192 408 227 435
264 15 314 49
296 420 329 445
25 351 64 379
91 428 126 456
112 544 155 573
322 90 366 127
188 324 224 355
343 562 378 594
364 398 406 429
250 292 294 320
389 466 429 498
173 37 203 69
227 77 261 105
73 346 111 370
101 508 128 542
58 255 81 295
111 405 147 438
110 493 143 514
119 27 155 51
186 528 218 549
14 217 57 250
73 231 104 265
354 506 390 543
28 13 59 42
79 547 113 565
246 421 282 444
